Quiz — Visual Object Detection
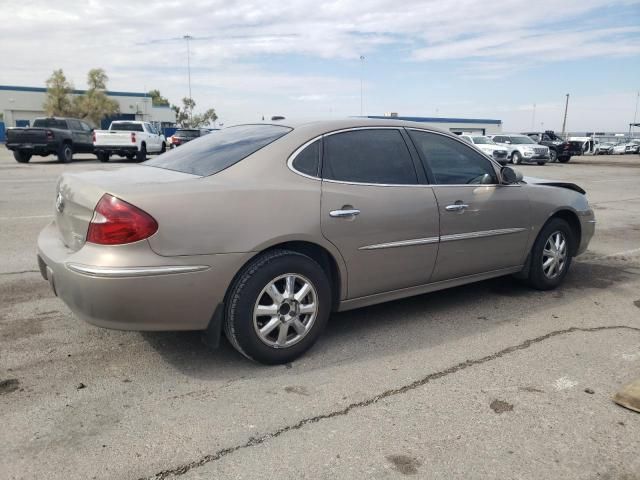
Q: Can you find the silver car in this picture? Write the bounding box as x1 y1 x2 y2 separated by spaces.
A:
37 119 595 364
489 134 550 165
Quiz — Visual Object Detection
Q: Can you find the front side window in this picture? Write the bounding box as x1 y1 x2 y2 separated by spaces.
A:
145 124 292 176
68 119 82 130
408 130 498 185
509 136 536 144
322 129 417 185
292 140 320 177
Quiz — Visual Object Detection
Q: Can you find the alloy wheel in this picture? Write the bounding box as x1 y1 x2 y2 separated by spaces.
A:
542 231 567 279
253 273 318 348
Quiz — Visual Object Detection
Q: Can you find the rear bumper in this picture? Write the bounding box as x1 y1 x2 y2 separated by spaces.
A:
6 142 57 154
94 145 138 154
36 221 249 331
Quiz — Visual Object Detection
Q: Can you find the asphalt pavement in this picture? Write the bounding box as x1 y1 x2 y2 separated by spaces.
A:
1 149 639 479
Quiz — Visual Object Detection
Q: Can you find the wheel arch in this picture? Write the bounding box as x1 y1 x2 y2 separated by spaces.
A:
226 239 346 312
548 209 581 256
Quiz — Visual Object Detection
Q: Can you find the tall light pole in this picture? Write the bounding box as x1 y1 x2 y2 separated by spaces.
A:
184 35 193 123
561 93 570 138
630 91 639 138
531 103 536 130
359 55 365 116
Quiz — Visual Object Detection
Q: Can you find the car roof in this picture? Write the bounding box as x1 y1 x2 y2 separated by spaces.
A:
226 118 455 139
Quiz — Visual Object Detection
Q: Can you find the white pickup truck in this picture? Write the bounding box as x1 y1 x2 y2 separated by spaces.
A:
93 121 166 162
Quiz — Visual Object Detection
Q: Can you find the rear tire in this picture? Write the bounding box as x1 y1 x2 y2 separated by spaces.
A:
160 142 166 154
223 249 331 364
526 218 574 291
13 150 31 163
537 161 545 166
57 143 73 163
558 156 571 163
97 151 109 163
136 144 147 162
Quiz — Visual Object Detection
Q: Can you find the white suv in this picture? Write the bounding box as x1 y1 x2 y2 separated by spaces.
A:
460 135 510 165
488 134 550 165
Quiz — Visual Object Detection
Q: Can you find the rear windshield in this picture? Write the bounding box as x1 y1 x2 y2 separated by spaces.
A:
111 122 144 132
145 124 292 176
175 129 200 138
33 118 67 129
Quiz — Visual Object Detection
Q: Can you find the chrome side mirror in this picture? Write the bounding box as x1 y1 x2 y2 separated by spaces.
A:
501 166 523 184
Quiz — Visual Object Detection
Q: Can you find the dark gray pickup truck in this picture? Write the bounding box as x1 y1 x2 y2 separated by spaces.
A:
5 117 95 163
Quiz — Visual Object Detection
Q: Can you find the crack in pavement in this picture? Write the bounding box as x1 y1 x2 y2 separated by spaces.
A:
0 270 39 276
140 325 640 480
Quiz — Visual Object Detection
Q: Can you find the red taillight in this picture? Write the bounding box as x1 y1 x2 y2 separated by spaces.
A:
46 130 54 140
86 194 158 245
92 131 96 143
131 132 136 144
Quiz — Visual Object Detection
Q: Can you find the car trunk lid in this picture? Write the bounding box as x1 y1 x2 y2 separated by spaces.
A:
54 166 199 251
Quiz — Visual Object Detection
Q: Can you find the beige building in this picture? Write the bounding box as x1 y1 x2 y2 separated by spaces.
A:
0 85 175 129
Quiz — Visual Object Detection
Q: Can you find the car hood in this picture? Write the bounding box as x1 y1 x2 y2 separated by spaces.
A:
522 176 586 195
476 144 507 152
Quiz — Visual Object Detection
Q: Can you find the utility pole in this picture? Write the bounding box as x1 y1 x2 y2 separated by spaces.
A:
359 55 365 116
184 35 193 123
531 103 536 130
631 91 639 138
561 93 569 138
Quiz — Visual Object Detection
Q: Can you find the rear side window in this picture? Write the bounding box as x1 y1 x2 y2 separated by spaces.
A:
292 140 320 177
322 129 417 185
68 119 82 130
145 124 292 176
33 118 67 129
111 123 144 132
408 130 498 185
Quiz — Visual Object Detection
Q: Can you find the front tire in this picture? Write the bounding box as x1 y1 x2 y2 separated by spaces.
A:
512 152 522 165
558 156 571 163
537 161 545 166
224 249 331 364
160 142 166 154
526 218 574 290
13 150 32 163
549 150 558 162
57 143 73 163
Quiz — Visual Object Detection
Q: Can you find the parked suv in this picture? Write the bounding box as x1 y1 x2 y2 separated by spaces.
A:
521 131 582 163
5 117 94 163
167 128 211 148
460 135 509 165
488 134 550 165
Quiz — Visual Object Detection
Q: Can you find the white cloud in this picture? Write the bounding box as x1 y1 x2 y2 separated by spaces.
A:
1 0 639 126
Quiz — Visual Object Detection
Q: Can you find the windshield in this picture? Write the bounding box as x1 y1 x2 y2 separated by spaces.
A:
472 137 494 145
145 124 292 176
509 136 536 144
111 122 144 132
33 118 67 129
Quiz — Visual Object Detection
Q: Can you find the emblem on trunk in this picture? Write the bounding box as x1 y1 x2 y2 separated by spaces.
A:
55 192 65 213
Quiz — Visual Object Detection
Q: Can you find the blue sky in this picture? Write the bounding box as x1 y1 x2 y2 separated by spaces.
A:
2 0 639 131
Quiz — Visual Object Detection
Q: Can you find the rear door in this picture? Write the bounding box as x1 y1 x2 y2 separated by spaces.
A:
319 128 440 299
407 129 530 282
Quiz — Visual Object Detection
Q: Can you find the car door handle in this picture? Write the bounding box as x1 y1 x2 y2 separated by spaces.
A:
445 204 469 212
330 209 360 218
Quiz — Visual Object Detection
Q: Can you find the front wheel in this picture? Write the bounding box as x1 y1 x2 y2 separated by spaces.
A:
558 156 571 163
526 218 574 290
512 152 522 165
13 150 32 163
537 161 546 166
57 143 73 163
223 249 332 364
549 150 558 162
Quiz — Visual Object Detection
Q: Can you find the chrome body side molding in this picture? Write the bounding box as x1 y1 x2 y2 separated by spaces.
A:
66 263 210 278
440 227 527 243
359 237 440 250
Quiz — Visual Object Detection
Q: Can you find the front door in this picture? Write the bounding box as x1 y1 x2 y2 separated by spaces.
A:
407 129 531 281
319 128 440 299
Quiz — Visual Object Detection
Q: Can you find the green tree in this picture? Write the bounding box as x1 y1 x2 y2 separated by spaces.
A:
149 89 170 106
43 69 74 116
172 97 217 128
73 68 120 126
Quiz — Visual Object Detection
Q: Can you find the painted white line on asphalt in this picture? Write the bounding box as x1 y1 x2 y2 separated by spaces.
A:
0 214 52 220
0 179 55 183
